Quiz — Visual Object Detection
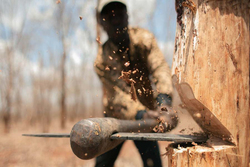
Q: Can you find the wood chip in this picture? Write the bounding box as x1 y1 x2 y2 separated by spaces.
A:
153 119 168 133
105 66 110 71
132 69 138 74
158 123 165 133
118 71 135 84
109 56 113 60
118 70 137 101
124 61 130 67
153 125 158 132
130 82 137 101
137 89 142 96
96 37 102 44
140 75 143 81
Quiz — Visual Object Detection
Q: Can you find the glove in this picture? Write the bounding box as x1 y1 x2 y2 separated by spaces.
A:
156 93 172 106
143 106 178 132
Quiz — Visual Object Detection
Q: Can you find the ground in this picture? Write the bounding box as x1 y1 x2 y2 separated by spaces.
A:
0 119 171 167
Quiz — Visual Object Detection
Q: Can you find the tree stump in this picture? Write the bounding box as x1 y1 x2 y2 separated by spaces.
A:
169 0 249 166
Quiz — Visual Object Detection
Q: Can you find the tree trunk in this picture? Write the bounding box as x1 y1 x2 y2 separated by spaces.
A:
60 47 67 129
169 0 249 166
3 50 13 133
4 87 12 133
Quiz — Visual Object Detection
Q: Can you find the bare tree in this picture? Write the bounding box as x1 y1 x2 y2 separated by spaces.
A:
0 0 31 133
31 55 57 132
53 0 79 128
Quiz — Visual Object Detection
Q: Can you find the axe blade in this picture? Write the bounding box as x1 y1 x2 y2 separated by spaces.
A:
111 132 208 143
172 75 234 144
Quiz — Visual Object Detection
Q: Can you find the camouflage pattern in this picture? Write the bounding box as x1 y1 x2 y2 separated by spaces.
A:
94 27 173 120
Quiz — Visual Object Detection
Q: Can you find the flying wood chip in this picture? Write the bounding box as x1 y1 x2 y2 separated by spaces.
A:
96 37 102 44
132 69 138 74
130 82 137 101
118 70 135 84
118 70 137 101
124 61 130 67
109 56 113 60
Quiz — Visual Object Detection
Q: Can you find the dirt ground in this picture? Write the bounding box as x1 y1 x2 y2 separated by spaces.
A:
0 119 171 167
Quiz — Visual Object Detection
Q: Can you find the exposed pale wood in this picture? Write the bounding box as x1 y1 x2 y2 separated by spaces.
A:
170 0 249 166
167 143 238 167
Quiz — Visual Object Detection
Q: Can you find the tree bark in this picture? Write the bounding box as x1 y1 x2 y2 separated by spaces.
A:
169 0 249 166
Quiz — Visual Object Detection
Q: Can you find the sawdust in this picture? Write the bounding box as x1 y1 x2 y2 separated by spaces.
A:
153 119 168 133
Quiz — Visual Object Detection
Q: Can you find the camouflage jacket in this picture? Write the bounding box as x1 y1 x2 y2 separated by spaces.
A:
94 27 173 120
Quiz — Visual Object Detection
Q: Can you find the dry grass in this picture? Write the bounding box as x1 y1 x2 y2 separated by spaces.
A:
0 119 170 167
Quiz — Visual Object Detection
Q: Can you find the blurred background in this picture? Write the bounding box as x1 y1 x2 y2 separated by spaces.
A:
0 0 176 166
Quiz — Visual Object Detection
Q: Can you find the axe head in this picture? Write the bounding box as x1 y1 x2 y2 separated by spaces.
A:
172 75 234 144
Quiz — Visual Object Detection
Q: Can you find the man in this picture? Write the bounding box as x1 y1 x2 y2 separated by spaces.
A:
94 0 178 166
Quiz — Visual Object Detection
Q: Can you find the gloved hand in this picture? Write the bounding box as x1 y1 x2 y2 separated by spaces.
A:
143 105 178 132
135 93 178 132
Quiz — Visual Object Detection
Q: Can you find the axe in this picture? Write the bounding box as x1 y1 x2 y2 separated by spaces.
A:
23 75 234 160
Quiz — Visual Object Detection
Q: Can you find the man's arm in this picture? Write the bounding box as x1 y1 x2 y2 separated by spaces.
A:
142 32 178 130
147 36 173 98
144 33 173 107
